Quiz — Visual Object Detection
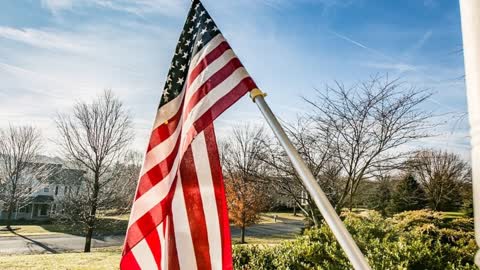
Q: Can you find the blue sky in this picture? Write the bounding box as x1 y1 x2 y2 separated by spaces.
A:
0 0 470 158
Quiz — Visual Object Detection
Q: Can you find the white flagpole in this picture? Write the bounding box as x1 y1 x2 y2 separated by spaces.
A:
249 89 372 270
459 0 480 267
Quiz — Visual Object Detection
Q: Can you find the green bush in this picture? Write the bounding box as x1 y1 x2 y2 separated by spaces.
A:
233 210 477 270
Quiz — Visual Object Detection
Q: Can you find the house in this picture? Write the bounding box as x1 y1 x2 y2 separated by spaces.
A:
0 157 84 221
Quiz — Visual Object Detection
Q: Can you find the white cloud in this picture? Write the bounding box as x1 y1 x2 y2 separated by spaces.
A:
364 62 418 72
90 0 187 17
40 0 188 17
0 27 89 53
41 0 74 14
39 0 357 17
0 21 179 153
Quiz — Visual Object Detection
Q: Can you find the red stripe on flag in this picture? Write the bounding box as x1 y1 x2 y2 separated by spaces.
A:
120 247 141 270
136 139 181 199
124 177 177 255
144 227 162 269
180 147 212 269
191 77 257 136
167 214 180 270
147 101 184 152
204 126 233 270
188 41 231 86
185 58 244 116
178 77 257 154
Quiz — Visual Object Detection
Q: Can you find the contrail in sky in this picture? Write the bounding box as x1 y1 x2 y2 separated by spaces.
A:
328 29 394 61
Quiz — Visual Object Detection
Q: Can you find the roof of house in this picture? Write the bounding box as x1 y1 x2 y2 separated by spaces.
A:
31 195 54 203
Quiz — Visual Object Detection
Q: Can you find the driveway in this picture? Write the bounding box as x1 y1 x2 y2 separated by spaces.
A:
0 219 304 255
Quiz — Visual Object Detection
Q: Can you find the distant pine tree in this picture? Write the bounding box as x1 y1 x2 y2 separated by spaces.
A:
391 173 427 213
369 177 393 216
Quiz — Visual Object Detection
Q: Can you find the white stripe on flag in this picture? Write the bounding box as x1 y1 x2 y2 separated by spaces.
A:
128 158 180 226
131 238 158 269
189 34 225 70
172 174 198 270
129 156 180 226
157 221 168 270
191 133 223 270
141 121 182 175
185 49 236 103
153 90 185 130
181 67 249 139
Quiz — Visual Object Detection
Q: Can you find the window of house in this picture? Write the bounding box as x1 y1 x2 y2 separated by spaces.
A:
19 207 25 213
43 187 49 193
55 186 59 195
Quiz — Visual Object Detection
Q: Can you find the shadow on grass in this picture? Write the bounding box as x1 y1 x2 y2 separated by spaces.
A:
37 217 128 239
10 230 58 254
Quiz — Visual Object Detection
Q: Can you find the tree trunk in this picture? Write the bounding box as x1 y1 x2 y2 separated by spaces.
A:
6 183 17 230
240 225 246 244
84 172 100 253
293 204 297 216
6 205 13 230
84 226 94 252
309 207 319 227
348 192 354 211
6 199 15 230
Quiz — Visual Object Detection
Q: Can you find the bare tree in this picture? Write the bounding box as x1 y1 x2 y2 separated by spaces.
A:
261 118 338 226
220 125 271 243
107 150 142 212
306 75 433 210
408 149 470 211
0 125 45 229
55 90 133 252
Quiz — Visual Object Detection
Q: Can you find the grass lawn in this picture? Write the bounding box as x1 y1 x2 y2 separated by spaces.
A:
0 214 129 237
0 247 121 270
0 225 64 237
258 212 305 224
231 212 304 245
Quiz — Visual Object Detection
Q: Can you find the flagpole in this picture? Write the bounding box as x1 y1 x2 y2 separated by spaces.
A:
249 89 371 270
459 0 480 267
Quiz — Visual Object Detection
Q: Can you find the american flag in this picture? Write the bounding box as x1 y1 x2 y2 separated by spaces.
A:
121 0 257 269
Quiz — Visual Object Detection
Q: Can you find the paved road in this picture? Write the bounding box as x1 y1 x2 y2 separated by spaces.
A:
0 219 303 255
231 219 303 238
0 234 124 255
